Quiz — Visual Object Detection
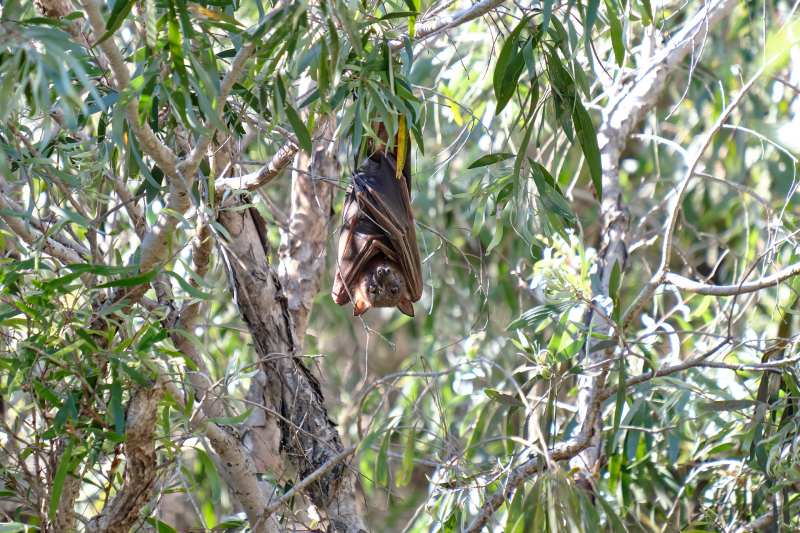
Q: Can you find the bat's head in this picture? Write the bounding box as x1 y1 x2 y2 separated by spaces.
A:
353 257 415 317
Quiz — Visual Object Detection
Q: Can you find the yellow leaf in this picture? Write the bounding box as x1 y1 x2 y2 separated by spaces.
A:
396 115 407 180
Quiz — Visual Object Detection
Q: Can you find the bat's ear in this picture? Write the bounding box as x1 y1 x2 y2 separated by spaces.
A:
353 297 372 316
397 298 415 317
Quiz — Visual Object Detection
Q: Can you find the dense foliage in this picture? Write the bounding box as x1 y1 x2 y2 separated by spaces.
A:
1 0 800 531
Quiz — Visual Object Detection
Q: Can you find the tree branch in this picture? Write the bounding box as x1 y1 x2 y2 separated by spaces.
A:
389 0 507 50
664 260 800 296
217 195 367 532
599 340 730 403
215 140 299 192
278 117 337 341
85 387 163 533
570 0 738 484
261 446 356 520
81 0 179 181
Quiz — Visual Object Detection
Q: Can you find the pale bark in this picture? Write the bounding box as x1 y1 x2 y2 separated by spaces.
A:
216 140 299 192
158 378 280 533
34 0 72 18
664 260 800 296
389 0 507 50
278 118 337 341
569 0 739 483
85 387 162 533
218 196 367 532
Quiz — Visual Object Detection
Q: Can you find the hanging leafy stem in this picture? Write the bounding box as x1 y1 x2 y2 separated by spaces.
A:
330 20 423 165
489 12 603 203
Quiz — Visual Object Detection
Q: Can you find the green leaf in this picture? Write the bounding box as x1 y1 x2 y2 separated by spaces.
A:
147 519 179 533
530 162 576 225
466 404 493 460
640 0 654 25
396 427 415 486
612 356 625 440
375 430 391 486
699 400 758 412
144 0 157 49
65 263 140 276
485 388 524 406
571 100 602 197
505 488 526 533
317 39 331 97
507 302 573 331
135 325 168 353
196 448 223 500
284 102 312 154
33 381 61 406
586 0 600 34
97 0 137 45
110 381 125 435
166 3 188 85
493 19 528 114
1 0 24 20
607 0 625 65
486 217 503 253
335 0 363 55
165 271 213 300
513 94 537 183
95 269 157 289
547 55 575 141
468 153 515 169
379 10 418 20
596 493 627 533
0 524 27 533
208 409 253 426
174 0 194 38
609 261 622 322
443 509 460 533
357 428 382 455
542 0 555 33
49 443 74 519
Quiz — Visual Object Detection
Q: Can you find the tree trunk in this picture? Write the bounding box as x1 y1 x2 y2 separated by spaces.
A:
218 195 367 532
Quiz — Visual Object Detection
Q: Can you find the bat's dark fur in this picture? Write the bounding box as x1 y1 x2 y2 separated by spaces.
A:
331 134 422 317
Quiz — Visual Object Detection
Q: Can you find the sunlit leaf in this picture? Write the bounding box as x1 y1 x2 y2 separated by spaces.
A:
97 0 136 45
285 102 312 154
468 153 515 169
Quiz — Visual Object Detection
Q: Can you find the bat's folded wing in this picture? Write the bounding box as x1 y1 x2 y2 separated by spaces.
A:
354 155 423 302
331 185 400 304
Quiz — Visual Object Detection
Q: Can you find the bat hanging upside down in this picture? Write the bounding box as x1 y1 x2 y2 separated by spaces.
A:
331 126 423 317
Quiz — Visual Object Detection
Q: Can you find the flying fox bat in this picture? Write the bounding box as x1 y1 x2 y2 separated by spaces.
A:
331 127 422 317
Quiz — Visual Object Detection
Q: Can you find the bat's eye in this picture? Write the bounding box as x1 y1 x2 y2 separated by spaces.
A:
368 285 377 294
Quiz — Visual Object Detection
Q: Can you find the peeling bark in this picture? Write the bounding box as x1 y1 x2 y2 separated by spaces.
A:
34 0 73 18
218 196 366 532
86 387 162 533
279 118 337 342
